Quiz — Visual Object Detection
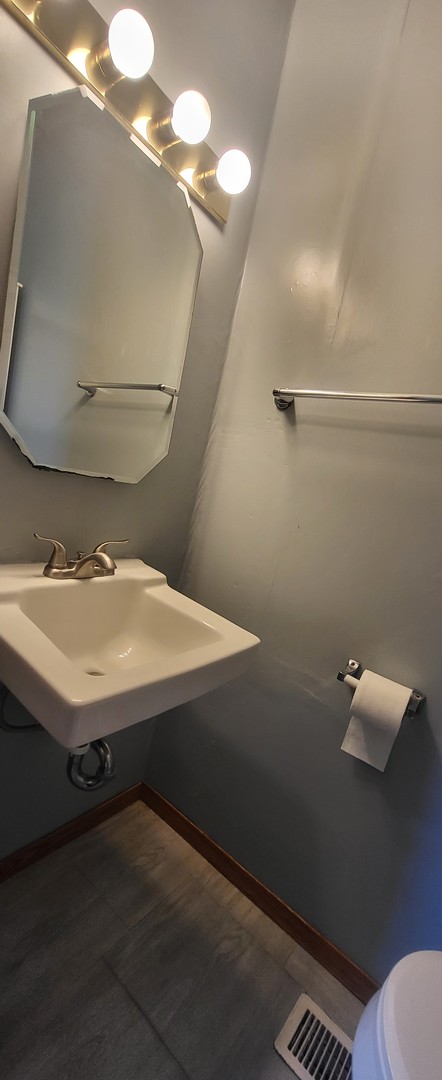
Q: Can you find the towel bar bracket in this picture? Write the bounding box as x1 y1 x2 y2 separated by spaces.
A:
274 392 294 410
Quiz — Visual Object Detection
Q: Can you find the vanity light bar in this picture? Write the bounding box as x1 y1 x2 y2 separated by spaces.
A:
4 0 232 223
77 381 178 398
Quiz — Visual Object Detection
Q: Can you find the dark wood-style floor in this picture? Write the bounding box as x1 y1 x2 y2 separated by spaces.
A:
0 801 363 1079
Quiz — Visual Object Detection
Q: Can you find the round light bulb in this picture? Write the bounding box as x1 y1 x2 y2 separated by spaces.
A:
216 149 251 195
108 9 154 79
171 91 211 145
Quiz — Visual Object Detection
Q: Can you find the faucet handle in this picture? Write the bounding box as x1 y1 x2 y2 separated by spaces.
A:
92 539 129 555
34 533 68 569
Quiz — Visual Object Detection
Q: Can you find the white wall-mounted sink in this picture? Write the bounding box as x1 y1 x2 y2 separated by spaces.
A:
0 560 260 748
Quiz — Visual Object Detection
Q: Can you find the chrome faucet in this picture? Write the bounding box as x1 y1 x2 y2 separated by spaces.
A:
34 534 129 579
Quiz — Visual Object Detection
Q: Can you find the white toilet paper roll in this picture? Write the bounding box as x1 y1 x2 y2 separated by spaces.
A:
341 669 412 772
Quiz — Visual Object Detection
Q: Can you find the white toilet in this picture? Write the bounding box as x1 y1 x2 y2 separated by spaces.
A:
352 950 442 1079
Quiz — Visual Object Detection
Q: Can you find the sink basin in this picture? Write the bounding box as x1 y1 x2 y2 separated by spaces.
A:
0 560 260 748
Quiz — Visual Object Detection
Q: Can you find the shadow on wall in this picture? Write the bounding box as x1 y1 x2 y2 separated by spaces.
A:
369 708 442 978
144 656 442 983
145 672 321 931
0 692 155 860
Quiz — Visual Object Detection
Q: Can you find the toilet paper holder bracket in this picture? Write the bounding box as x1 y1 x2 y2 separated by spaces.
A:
337 659 425 717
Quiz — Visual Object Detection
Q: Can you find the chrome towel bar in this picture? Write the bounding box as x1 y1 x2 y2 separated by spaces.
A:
78 381 178 398
273 388 442 410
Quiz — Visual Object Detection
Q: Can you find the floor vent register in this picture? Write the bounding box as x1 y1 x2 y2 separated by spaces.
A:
274 993 353 1079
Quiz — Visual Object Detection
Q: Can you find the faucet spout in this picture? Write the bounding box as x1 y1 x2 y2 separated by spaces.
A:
72 552 116 578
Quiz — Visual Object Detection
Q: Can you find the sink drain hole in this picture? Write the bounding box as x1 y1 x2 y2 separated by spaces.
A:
86 669 105 676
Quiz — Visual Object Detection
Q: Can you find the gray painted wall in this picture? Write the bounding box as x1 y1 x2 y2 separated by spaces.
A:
0 0 293 857
145 0 442 983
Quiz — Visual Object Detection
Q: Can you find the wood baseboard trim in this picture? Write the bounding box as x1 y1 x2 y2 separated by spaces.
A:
0 783 143 883
140 781 378 1005
0 778 378 1004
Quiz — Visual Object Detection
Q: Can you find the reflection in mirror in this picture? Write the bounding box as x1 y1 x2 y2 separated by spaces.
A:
0 88 202 483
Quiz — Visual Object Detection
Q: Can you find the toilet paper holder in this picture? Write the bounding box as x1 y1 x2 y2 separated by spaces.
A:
337 659 426 717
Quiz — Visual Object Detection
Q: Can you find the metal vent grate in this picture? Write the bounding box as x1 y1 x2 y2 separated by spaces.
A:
274 994 353 1080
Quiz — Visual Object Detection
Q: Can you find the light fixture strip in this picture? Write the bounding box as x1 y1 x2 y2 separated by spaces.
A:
2 0 232 224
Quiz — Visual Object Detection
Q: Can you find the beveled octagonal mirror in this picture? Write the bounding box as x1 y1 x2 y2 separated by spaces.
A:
0 87 202 482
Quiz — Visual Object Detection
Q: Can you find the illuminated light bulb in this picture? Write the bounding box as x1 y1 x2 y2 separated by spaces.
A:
132 115 151 138
171 91 211 145
216 149 251 194
180 168 195 185
108 9 154 79
67 47 91 77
